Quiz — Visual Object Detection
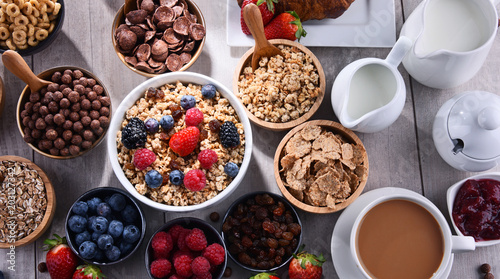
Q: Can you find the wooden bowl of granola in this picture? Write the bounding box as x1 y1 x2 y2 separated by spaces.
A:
273 120 369 214
0 155 56 248
233 39 326 131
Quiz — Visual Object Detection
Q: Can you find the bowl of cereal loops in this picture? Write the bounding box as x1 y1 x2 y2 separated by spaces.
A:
0 155 56 248
65 187 146 265
233 39 326 131
112 0 206 77
274 120 369 214
107 71 253 213
221 191 302 272
145 217 227 278
0 0 64 56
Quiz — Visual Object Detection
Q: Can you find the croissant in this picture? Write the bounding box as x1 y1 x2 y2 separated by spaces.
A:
237 0 356 22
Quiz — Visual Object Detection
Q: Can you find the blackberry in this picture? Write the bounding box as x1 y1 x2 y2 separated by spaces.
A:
121 117 147 149
219 121 240 148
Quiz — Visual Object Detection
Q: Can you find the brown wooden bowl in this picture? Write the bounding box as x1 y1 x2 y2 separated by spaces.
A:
233 39 326 131
112 1 206 78
0 155 56 248
16 66 112 159
274 120 369 214
0 75 5 117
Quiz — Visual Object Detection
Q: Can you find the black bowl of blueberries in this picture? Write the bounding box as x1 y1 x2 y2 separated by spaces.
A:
65 187 146 265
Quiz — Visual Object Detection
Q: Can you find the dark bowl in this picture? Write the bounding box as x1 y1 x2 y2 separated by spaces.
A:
221 191 303 273
65 187 146 265
0 0 65 56
145 217 227 279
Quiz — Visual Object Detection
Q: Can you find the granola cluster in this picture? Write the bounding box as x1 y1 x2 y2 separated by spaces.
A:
116 82 245 206
237 45 321 123
279 125 367 210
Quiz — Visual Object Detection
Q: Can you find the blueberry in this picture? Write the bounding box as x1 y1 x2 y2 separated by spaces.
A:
68 215 87 233
169 170 184 185
105 245 121 261
108 193 127 211
144 118 159 133
93 248 104 261
91 216 109 234
160 115 174 131
96 202 112 219
224 162 239 178
180 95 196 110
121 205 138 223
91 232 102 243
79 241 97 259
87 216 96 231
122 225 140 243
201 84 217 99
86 197 102 214
75 231 91 247
97 234 114 251
119 241 134 255
145 170 163 188
72 201 88 216
108 220 124 239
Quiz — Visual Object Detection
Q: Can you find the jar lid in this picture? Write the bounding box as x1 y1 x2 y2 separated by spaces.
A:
448 91 500 160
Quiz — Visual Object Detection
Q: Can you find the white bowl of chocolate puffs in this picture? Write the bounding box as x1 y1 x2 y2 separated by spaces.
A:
274 120 369 214
112 0 206 77
17 66 112 159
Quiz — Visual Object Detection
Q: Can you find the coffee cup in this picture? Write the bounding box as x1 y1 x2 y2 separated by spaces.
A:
350 191 475 279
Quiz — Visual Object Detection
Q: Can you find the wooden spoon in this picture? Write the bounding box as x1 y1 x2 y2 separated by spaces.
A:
124 0 137 15
243 3 283 71
1 50 52 93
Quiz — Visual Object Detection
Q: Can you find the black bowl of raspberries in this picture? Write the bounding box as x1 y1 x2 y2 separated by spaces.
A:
65 187 146 265
221 191 303 273
145 217 227 279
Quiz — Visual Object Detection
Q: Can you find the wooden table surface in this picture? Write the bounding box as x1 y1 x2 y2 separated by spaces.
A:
1 0 499 278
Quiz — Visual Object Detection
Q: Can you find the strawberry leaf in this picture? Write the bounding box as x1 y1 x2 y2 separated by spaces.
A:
43 234 66 251
256 0 278 14
286 11 306 42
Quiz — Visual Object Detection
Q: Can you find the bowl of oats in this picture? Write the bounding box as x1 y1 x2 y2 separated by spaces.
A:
233 39 326 131
274 120 369 214
107 72 252 212
0 155 55 248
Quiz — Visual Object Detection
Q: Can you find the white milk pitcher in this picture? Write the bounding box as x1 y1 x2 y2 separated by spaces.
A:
331 36 412 133
401 0 499 89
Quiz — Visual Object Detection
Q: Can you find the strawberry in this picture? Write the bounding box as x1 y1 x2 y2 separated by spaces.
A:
72 264 105 279
240 0 278 35
169 126 200 157
288 245 326 279
43 234 79 279
250 272 280 279
264 11 307 42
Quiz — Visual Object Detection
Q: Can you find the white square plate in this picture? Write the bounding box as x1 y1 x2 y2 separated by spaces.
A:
226 0 396 47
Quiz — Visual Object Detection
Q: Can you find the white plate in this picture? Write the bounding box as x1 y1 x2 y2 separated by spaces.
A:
331 187 454 278
226 0 396 47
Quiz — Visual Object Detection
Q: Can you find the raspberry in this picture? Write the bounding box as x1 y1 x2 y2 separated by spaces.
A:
168 275 186 279
168 225 186 243
172 250 193 262
177 229 192 251
152 232 173 259
185 108 204 126
202 243 225 266
169 126 200 157
150 259 172 279
174 255 193 278
191 256 211 275
186 228 207 251
192 273 212 279
133 148 156 170
183 170 206 192
198 149 218 169
219 121 240 148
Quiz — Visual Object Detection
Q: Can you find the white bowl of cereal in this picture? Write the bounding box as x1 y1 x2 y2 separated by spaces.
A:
107 72 252 212
274 120 369 214
233 39 326 131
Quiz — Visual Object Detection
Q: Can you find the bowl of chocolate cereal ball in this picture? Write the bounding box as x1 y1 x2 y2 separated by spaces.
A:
107 72 252 213
16 66 112 159
233 39 326 131
0 0 65 56
274 120 369 214
112 0 206 77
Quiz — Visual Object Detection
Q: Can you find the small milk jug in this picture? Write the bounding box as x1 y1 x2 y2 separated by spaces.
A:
401 0 499 89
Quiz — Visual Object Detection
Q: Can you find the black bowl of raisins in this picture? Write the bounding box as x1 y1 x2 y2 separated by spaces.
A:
221 191 302 272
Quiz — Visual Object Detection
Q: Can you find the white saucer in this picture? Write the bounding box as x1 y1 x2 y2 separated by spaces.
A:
330 187 454 279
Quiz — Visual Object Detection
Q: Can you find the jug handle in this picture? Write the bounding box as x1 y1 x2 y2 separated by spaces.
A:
385 36 413 68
